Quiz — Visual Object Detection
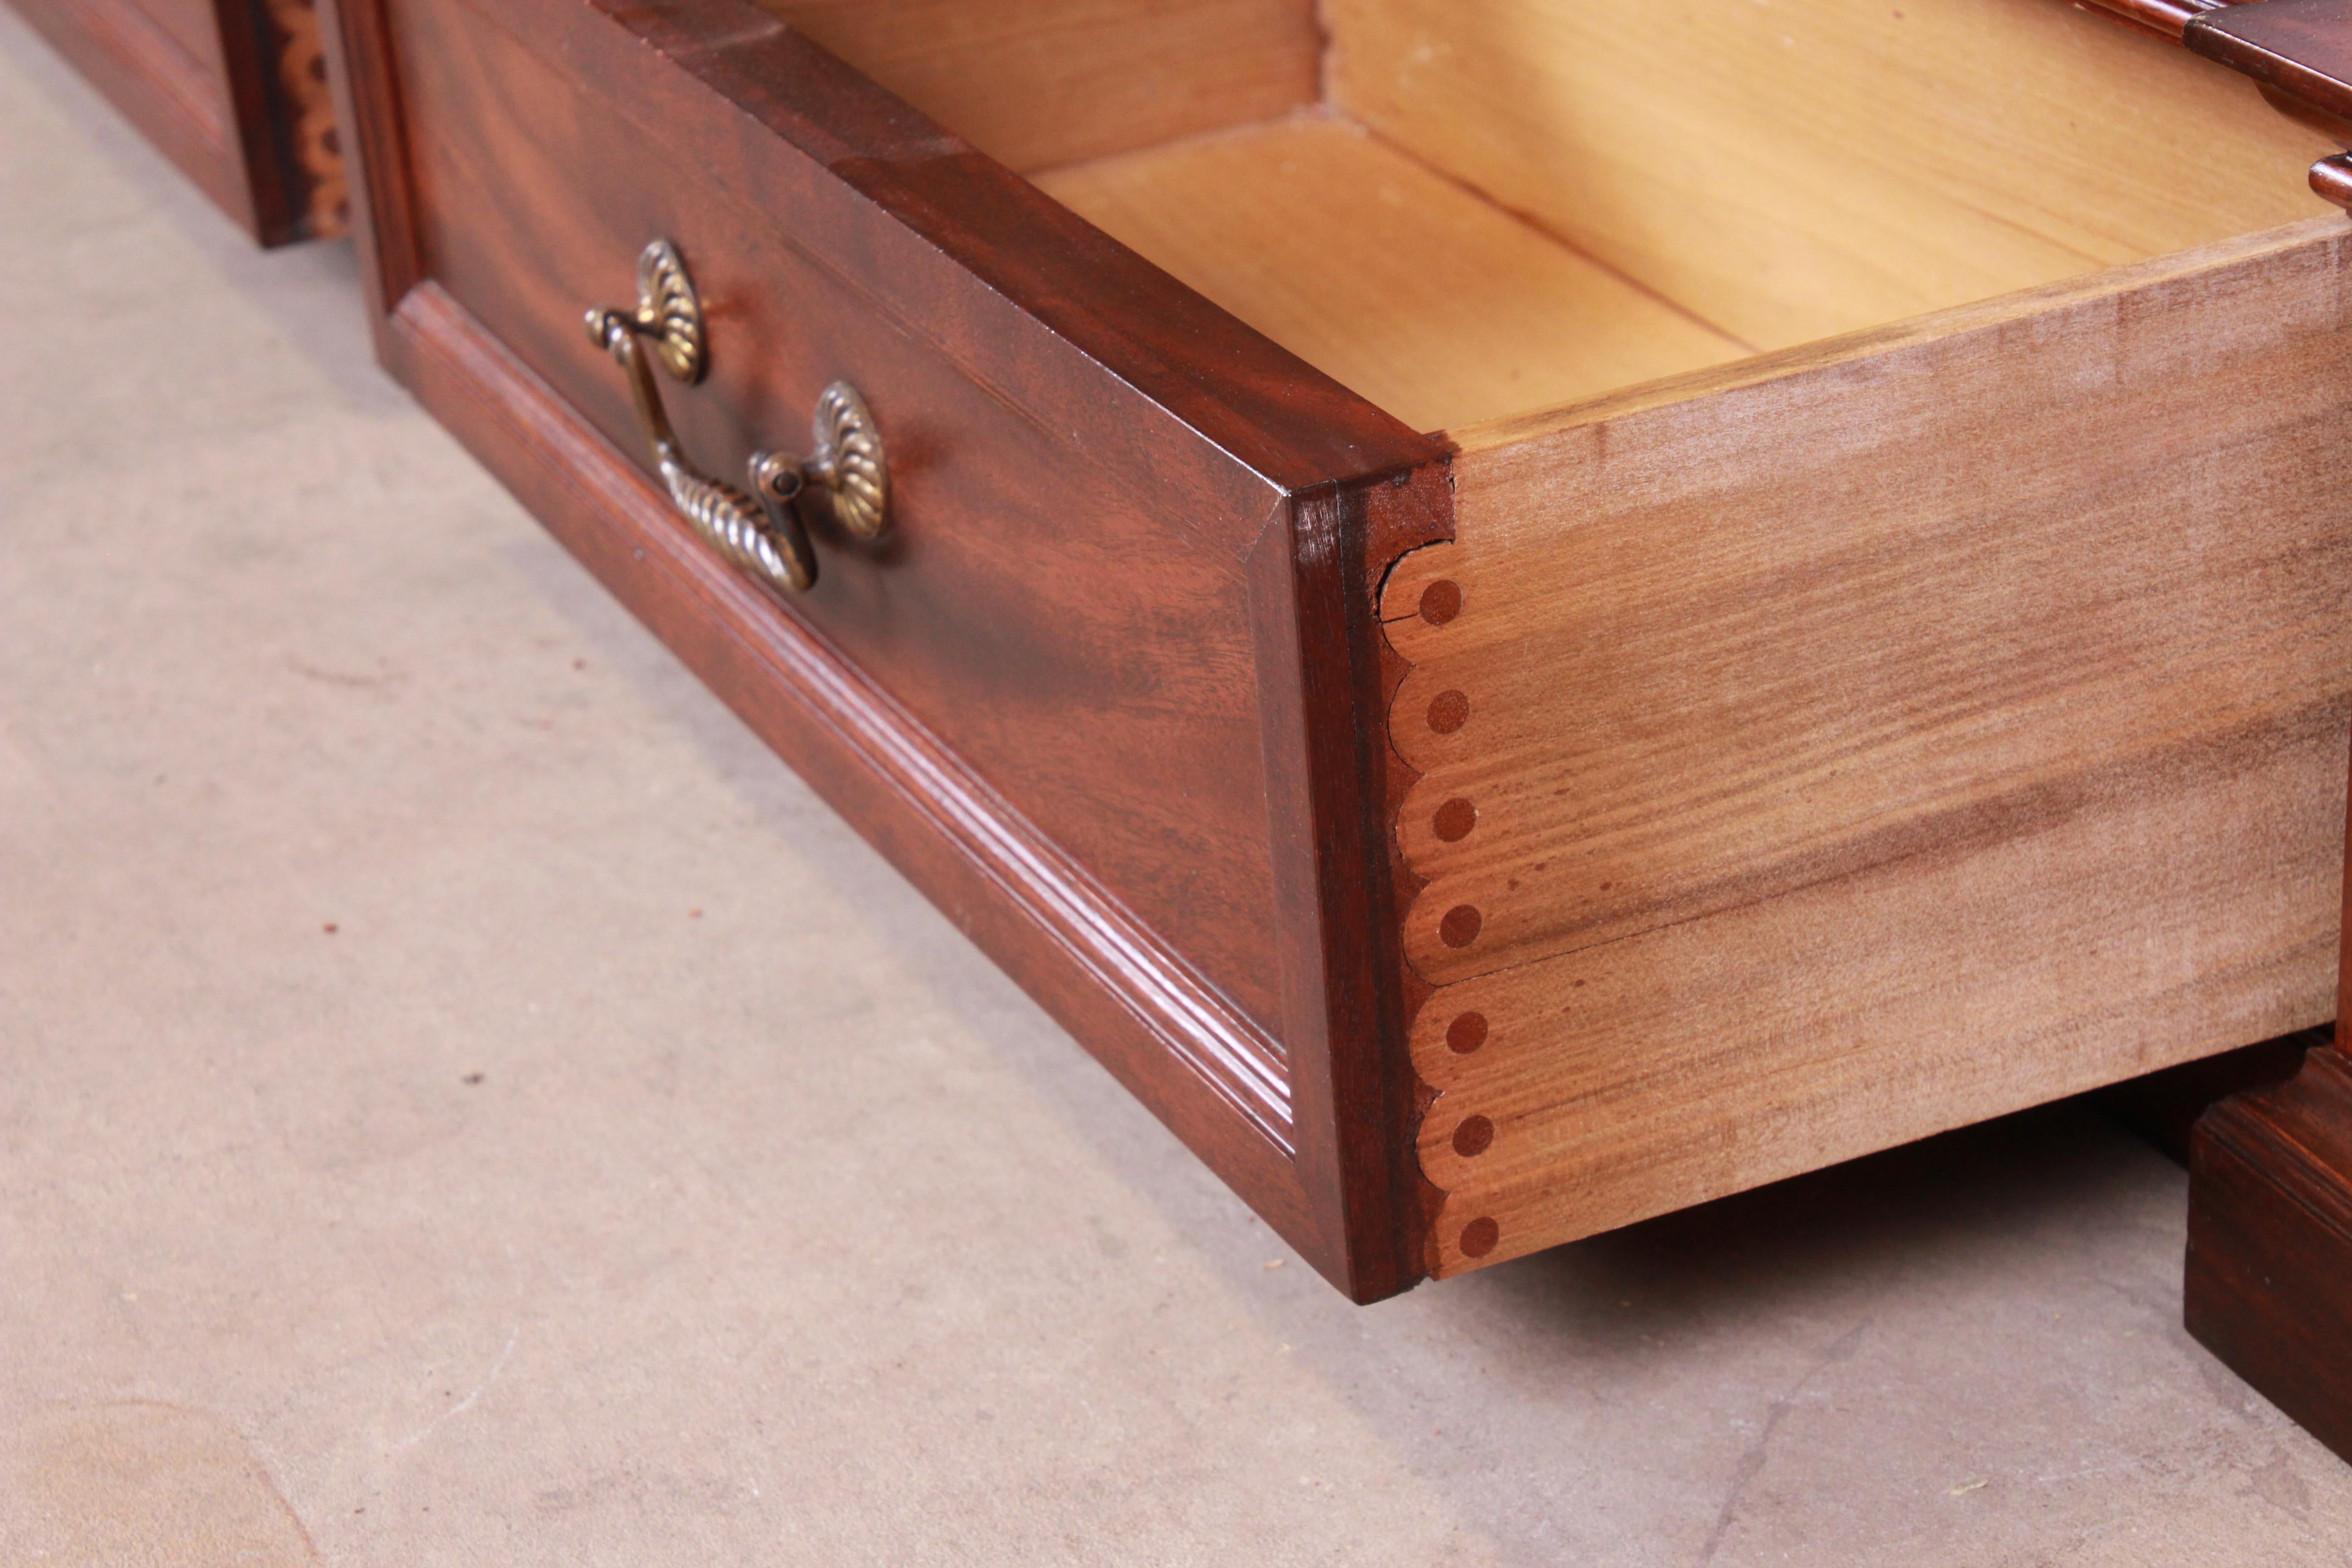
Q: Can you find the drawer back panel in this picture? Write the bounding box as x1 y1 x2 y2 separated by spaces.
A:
1325 0 2337 358
751 0 1323 173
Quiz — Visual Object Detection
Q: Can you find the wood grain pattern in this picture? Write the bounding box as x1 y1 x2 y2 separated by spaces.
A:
1388 220 2352 984
326 0 2352 1299
322 0 1446 1299
125 0 220 66
2186 1045 2352 1465
1325 0 2337 354
1383 219 2352 1274
388 0 1339 1037
1036 116 1751 433
258 0 349 234
756 0 1319 172
1408 747 2339 1274
390 275 1321 1216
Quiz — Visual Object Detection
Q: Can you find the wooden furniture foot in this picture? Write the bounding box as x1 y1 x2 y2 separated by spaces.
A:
2186 1044 2352 1463
2097 1028 2324 1165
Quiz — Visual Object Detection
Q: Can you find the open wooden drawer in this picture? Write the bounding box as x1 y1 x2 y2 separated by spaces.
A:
320 0 2352 1298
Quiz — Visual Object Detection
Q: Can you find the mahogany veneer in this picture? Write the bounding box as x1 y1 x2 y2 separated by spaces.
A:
316 0 2352 1300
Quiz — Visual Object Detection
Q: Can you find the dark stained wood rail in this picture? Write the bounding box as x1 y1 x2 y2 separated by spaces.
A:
2079 0 2352 210
2074 0 2237 43
2188 1045 2352 1465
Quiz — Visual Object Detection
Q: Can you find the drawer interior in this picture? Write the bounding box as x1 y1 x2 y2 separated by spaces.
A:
765 0 2335 433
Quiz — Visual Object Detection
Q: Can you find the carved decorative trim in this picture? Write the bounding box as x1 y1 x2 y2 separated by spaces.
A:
260 0 348 235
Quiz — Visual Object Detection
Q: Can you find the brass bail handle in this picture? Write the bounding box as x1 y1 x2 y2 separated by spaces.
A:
583 239 890 594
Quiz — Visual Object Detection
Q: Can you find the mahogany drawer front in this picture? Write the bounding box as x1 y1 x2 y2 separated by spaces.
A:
389 0 1294 1027
324 0 2352 1297
326 0 1446 1295
8 0 343 241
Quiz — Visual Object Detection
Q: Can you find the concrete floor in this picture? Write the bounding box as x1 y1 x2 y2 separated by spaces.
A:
3 15 2350 1563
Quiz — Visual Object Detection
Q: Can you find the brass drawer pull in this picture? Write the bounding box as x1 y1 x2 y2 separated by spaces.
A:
585 240 888 593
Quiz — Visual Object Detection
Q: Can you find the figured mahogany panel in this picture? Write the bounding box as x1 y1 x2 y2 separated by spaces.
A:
1382 219 2352 1274
388 278 1321 1215
2188 0 2352 124
1325 0 2336 354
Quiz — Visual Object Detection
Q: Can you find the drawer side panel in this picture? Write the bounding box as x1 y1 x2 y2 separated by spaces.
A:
1382 220 2352 1274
